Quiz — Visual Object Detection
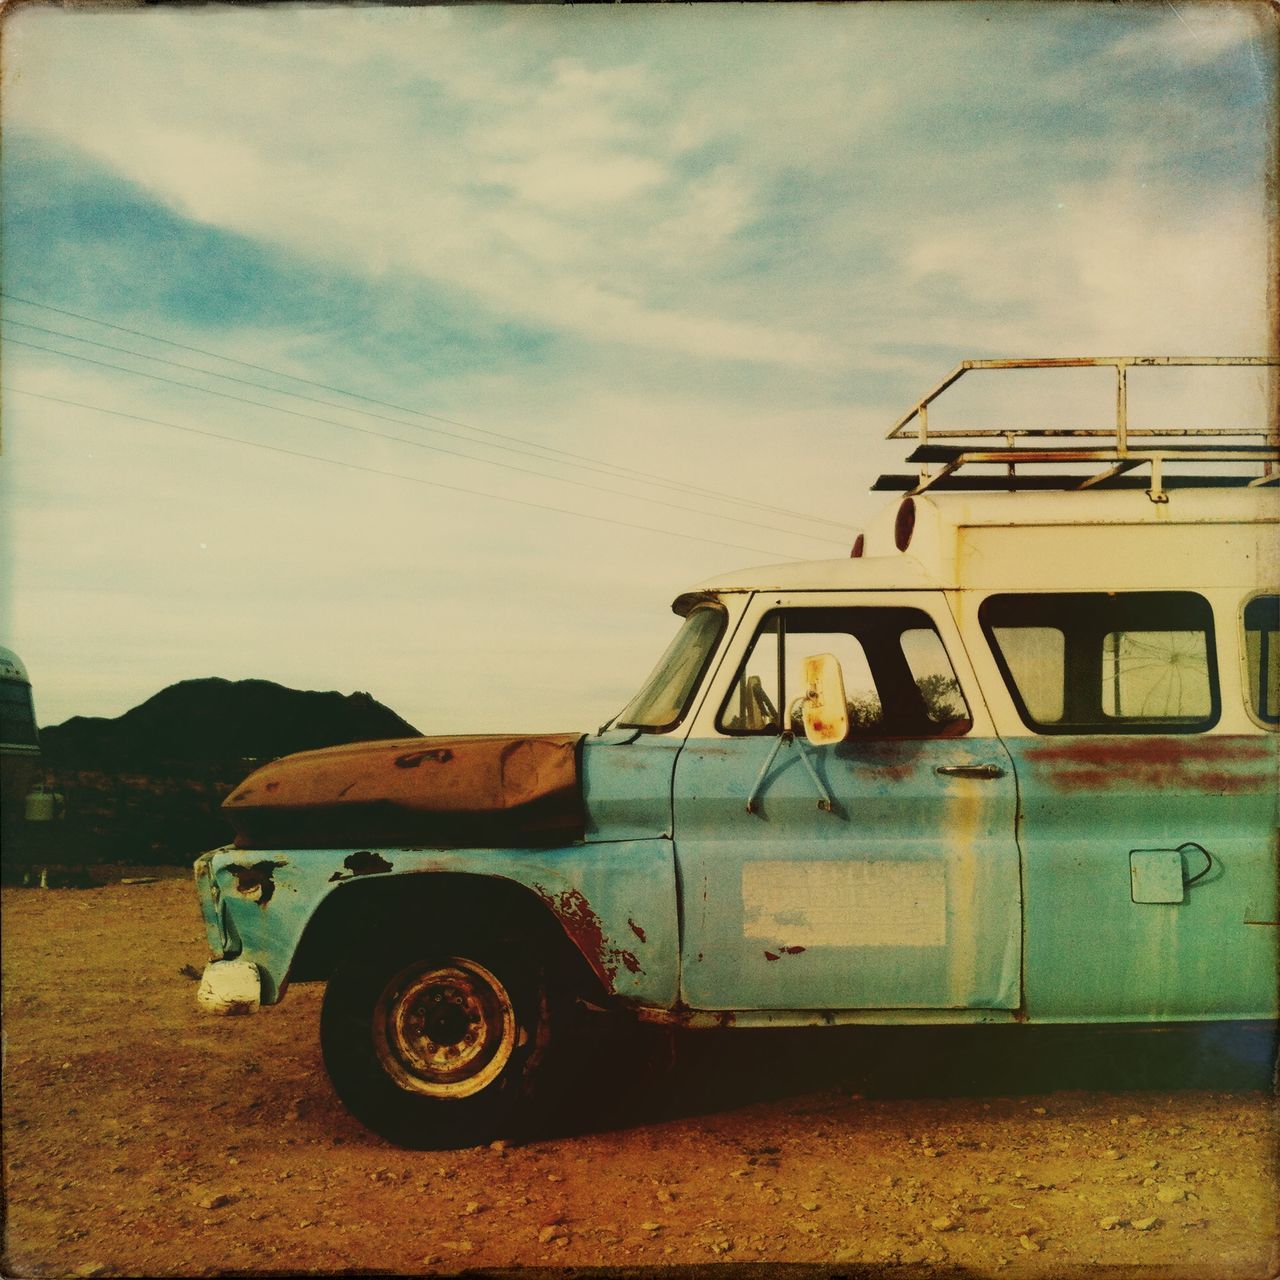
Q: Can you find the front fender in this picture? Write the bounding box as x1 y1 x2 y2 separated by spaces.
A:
196 839 679 1007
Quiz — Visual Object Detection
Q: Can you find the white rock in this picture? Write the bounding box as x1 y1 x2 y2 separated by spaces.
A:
196 961 261 1016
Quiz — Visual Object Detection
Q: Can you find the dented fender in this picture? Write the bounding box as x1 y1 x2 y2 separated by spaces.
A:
194 838 680 1008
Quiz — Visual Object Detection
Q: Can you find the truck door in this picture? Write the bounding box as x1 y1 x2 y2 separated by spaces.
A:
672 592 1022 1013
979 588 1279 1021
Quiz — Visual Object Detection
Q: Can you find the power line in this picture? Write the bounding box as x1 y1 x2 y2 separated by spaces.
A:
3 334 848 547
3 385 799 560
0 291 853 532
9 314 792 527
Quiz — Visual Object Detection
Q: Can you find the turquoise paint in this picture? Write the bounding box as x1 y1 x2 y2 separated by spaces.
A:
192 724 1277 1028
195 733 686 1008
672 733 1022 1011
580 732 680 841
1008 735 1279 1021
193 853 230 956
199 835 680 1008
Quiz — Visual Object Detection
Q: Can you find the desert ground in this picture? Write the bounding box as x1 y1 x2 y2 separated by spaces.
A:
2 873 1276 1279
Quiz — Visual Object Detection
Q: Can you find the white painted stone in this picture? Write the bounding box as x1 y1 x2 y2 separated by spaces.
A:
196 960 261 1015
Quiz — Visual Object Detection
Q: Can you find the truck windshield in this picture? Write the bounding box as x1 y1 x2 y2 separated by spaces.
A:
616 603 726 732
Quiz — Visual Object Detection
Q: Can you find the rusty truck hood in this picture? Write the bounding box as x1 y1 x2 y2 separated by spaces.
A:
222 732 584 850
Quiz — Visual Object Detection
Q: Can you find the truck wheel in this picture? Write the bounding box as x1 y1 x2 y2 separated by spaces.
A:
320 938 552 1149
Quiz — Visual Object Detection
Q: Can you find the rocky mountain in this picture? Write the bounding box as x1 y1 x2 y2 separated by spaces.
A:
4 678 422 872
39 677 420 772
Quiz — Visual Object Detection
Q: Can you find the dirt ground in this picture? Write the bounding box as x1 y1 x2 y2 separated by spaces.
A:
2 874 1276 1279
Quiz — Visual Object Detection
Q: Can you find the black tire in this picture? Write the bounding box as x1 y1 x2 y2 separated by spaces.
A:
320 934 554 1149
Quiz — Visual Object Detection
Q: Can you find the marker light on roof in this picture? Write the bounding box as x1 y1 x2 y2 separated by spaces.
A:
894 498 916 552
850 534 865 558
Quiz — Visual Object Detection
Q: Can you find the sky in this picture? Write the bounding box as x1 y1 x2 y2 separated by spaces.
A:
1 1 1275 734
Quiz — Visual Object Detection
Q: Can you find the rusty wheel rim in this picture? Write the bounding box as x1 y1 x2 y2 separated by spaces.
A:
373 958 517 1099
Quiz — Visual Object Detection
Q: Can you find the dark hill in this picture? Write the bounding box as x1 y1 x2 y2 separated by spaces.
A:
40 677 420 772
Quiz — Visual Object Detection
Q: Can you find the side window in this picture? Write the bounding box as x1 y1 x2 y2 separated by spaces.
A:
1243 594 1279 728
987 626 1064 722
902 628 970 729
719 606 971 737
723 615 783 733
981 592 1219 734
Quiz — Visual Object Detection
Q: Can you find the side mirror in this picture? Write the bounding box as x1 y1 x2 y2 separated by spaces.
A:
800 653 849 746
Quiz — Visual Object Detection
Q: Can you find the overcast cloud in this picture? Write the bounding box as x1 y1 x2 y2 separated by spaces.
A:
1 2 1274 731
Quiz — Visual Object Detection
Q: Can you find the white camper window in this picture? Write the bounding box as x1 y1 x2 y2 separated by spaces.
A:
981 592 1219 734
1243 594 1279 728
988 626 1065 723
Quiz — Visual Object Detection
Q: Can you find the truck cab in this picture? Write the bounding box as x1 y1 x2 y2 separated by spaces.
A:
194 356 1279 1148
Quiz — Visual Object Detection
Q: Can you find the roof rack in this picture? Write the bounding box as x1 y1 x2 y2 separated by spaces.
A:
877 356 1279 502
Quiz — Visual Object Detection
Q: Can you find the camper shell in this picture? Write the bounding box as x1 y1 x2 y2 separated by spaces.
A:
193 356 1279 1148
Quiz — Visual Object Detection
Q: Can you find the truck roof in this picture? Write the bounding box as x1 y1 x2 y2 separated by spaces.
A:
688 484 1279 598
693 553 940 595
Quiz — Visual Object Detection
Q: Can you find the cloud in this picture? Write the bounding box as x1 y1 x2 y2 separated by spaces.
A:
899 181 1270 358
485 150 668 212
5 9 853 370
1102 4 1264 68
3 3 1275 730
1 132 558 378
7 6 1273 375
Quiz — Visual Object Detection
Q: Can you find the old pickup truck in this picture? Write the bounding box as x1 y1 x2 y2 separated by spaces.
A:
194 356 1279 1148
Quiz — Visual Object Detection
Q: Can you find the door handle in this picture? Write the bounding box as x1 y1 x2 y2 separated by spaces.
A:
936 763 1006 779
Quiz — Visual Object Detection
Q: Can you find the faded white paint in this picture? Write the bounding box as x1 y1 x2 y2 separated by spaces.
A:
742 859 947 949
692 489 1277 596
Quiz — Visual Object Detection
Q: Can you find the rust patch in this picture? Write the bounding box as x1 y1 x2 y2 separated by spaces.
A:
265 781 280 793
328 850 394 883
394 747 454 769
1029 738 1270 766
1025 737 1273 794
1047 767 1265 794
871 761 919 784
225 859 286 906
224 733 583 849
627 918 647 943
765 945 807 962
536 886 643 988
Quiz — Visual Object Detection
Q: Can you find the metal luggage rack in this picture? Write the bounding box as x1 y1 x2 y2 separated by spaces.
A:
875 356 1280 502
